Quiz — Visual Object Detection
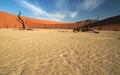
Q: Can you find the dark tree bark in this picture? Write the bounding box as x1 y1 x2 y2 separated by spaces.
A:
17 11 27 30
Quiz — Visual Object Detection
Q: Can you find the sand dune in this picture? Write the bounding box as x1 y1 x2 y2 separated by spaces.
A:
84 15 120 30
0 29 120 75
0 11 64 28
1 11 120 30
0 11 80 29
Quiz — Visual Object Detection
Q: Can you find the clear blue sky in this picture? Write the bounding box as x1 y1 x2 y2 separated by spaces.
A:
0 0 120 22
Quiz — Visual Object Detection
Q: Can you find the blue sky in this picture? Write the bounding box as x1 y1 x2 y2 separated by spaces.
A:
0 0 120 22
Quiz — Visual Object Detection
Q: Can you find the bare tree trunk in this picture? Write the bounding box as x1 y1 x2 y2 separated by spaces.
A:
17 11 27 30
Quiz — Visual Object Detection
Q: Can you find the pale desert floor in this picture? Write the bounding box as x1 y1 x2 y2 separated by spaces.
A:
0 29 120 75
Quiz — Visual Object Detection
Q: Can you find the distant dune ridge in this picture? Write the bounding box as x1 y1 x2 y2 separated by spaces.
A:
83 15 120 31
0 11 120 30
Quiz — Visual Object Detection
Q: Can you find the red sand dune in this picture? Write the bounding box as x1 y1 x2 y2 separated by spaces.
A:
0 11 65 29
0 11 97 29
0 11 120 30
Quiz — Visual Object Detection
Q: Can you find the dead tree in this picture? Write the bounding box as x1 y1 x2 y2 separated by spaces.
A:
17 11 27 30
92 30 99 34
73 27 80 32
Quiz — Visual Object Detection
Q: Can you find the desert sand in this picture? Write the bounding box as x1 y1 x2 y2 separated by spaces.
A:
0 29 120 75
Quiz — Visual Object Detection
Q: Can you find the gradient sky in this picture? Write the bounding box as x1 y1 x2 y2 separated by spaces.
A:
0 0 120 22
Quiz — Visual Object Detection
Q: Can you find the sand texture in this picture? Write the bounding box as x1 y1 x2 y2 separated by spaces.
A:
0 29 120 75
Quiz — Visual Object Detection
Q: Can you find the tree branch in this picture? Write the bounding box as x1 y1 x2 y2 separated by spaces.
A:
17 11 26 29
17 18 22 24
